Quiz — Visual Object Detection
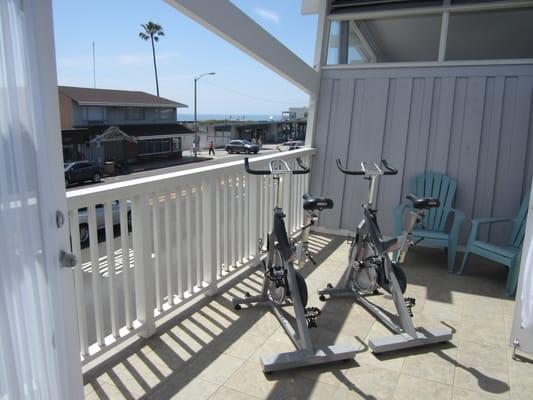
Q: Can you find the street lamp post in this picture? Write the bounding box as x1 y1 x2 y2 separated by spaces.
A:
194 72 215 156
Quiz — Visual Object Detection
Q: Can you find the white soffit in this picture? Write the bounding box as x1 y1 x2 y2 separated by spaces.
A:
164 0 319 95
301 0 321 15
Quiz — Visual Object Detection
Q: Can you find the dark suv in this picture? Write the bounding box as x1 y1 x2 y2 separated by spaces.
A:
225 140 259 154
65 161 103 186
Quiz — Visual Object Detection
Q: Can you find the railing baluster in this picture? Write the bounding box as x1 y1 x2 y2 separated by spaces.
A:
223 176 230 272
104 200 119 338
244 174 250 260
119 198 133 329
237 174 243 264
202 178 217 296
248 174 259 258
88 205 104 347
69 209 88 356
152 192 163 311
175 187 184 299
131 193 156 338
185 185 193 294
230 175 237 267
195 185 203 287
215 178 221 277
164 190 173 306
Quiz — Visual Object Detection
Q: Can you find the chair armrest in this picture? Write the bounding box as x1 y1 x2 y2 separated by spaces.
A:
442 207 466 240
393 203 411 235
471 217 514 226
467 217 514 244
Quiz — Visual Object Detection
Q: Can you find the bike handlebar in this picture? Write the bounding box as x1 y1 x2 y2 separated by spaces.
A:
336 158 398 176
293 157 310 175
381 159 398 175
244 157 310 175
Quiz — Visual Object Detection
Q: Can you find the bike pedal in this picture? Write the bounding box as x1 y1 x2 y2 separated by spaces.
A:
304 307 321 328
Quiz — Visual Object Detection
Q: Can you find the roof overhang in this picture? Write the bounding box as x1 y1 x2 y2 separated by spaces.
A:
164 0 320 95
76 101 187 108
90 126 138 143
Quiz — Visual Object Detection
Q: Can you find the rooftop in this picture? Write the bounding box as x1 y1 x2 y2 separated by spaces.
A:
59 86 188 108
82 233 526 400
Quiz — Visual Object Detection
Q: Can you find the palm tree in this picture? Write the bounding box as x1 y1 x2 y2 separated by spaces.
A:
139 22 165 97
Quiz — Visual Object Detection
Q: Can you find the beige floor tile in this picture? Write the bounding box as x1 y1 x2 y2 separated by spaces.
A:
341 362 401 400
453 366 510 398
401 347 457 385
198 353 246 385
224 360 338 399
209 386 261 400
168 377 220 400
452 386 509 399
85 381 130 400
222 331 268 361
392 374 452 400
457 339 509 369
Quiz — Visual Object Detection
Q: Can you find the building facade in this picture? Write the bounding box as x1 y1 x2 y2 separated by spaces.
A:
59 86 193 164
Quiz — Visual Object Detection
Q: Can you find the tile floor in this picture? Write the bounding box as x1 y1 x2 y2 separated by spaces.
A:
83 234 532 400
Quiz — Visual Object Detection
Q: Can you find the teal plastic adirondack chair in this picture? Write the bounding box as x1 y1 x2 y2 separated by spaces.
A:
459 191 530 296
394 173 466 272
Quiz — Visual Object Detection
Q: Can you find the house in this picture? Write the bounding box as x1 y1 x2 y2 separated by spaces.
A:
59 86 193 164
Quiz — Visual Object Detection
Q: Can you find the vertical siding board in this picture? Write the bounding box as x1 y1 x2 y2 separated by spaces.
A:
379 78 413 235
524 95 533 195
427 77 456 174
319 79 355 228
447 77 468 183
310 79 334 196
455 77 486 240
492 77 522 243
342 79 389 230
474 77 505 241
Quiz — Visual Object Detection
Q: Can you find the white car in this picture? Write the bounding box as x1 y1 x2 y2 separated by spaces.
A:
77 200 131 245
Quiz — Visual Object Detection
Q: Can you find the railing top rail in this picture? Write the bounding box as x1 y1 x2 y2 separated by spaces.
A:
66 147 315 209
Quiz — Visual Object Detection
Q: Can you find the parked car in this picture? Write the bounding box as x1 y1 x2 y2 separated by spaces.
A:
225 140 259 154
77 200 131 246
65 161 103 186
283 140 305 150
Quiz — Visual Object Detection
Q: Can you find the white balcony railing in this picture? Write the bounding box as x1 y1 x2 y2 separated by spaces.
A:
66 148 313 363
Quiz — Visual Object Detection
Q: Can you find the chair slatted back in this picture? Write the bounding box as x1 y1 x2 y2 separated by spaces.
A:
409 172 457 232
509 191 530 248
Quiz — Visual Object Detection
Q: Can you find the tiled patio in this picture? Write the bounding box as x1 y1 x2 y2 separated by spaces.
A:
83 233 532 400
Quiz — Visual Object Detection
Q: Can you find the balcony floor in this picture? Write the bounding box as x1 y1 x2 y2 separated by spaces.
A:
83 233 532 400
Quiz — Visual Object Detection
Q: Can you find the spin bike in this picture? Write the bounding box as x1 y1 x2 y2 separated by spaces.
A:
317 159 453 353
232 157 357 373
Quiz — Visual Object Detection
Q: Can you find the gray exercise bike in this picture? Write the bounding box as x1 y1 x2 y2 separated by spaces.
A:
232 157 357 372
317 159 453 353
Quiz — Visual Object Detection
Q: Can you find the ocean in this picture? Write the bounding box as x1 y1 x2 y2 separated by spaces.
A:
176 113 282 122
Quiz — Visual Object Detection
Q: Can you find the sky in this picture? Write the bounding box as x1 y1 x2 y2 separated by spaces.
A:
52 1 318 116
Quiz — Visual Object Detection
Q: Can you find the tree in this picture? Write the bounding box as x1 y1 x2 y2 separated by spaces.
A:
139 22 165 97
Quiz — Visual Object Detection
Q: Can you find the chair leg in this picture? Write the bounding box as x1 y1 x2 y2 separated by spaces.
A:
447 242 457 273
505 258 520 297
458 250 470 275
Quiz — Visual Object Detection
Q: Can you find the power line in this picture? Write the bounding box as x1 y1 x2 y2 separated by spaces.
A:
201 79 306 105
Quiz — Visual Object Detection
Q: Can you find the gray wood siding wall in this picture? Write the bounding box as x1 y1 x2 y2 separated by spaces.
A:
311 64 533 244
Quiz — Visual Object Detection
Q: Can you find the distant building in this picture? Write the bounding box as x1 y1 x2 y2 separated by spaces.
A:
59 86 193 164
282 107 308 121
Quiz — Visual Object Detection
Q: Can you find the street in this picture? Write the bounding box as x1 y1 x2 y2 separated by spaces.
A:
66 146 279 191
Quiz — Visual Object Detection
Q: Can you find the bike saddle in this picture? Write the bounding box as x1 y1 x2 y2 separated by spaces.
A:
303 193 334 211
406 194 440 209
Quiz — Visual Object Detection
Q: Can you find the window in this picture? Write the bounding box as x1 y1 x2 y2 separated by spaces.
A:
86 106 105 122
155 108 173 120
326 15 441 64
446 8 533 60
138 138 173 155
125 108 143 120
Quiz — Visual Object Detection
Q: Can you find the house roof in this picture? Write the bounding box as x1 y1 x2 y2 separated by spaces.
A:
58 86 188 108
